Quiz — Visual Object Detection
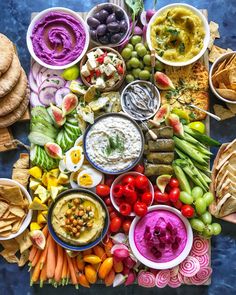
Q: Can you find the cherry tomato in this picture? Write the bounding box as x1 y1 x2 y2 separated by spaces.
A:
123 184 137 204
133 164 145 174
172 199 183 210
105 197 111 206
135 175 149 190
141 192 153 206
96 184 110 197
134 201 148 217
110 211 118 220
114 197 123 206
181 205 195 218
105 175 116 187
119 202 132 216
122 219 132 233
154 191 169 203
169 178 179 188
169 187 180 203
110 217 122 232
113 184 124 198
107 205 113 213
153 185 159 192
122 175 136 186
165 184 172 194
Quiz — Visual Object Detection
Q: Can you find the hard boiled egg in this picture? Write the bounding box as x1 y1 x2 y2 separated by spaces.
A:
77 167 103 188
65 146 84 172
74 135 83 147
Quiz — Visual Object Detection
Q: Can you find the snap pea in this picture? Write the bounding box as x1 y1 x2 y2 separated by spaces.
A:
183 126 221 147
172 163 191 195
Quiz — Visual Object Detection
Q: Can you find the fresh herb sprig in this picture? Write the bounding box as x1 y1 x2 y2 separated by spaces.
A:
105 134 124 156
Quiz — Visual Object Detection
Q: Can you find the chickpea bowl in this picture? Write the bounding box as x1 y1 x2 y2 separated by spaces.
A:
47 188 109 251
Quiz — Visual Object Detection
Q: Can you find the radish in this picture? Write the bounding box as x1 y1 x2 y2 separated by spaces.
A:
191 236 209 256
40 68 63 84
168 275 182 288
179 256 200 277
138 270 156 288
31 61 42 81
39 86 57 106
189 267 212 285
134 26 143 35
155 269 170 288
146 9 156 22
28 71 38 94
55 87 70 107
123 256 136 269
113 248 129 261
111 243 129 254
111 233 127 245
113 274 127 287
125 271 136 286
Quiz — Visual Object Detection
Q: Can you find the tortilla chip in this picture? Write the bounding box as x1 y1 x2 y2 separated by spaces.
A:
229 68 236 84
18 249 30 267
213 104 235 120
0 225 12 233
13 153 29 169
0 218 16 228
0 249 19 263
0 239 19 253
0 201 9 217
0 185 24 205
209 45 233 63
0 216 19 222
12 168 29 188
216 88 236 101
9 206 25 218
11 218 24 233
15 229 32 253
210 21 220 38
1 210 10 218
225 54 236 68
219 82 227 89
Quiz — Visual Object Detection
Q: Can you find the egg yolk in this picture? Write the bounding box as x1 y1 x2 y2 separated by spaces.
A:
78 174 93 186
70 150 81 164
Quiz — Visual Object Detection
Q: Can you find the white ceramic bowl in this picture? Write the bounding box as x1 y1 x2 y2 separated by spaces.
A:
26 7 90 70
129 205 193 269
146 3 210 67
86 3 130 48
0 178 33 241
209 51 236 104
110 172 154 217
121 80 161 121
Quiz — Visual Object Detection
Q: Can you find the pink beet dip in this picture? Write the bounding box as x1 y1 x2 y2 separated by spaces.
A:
134 209 187 263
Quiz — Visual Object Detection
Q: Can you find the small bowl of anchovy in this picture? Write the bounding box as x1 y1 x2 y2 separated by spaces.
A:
121 80 161 121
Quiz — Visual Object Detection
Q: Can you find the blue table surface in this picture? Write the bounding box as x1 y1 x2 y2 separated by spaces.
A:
0 0 236 294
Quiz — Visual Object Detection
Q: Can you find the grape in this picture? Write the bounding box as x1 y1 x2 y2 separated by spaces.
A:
135 43 143 51
212 223 222 235
126 60 132 70
190 218 205 232
132 68 141 78
137 45 147 57
192 186 204 200
203 225 214 236
179 191 193 205
131 35 142 45
143 42 149 49
155 60 164 71
131 51 138 58
138 70 150 80
130 57 140 68
195 198 207 215
125 74 134 83
143 54 151 66
126 44 134 51
139 60 144 69
121 48 132 60
200 211 212 225
203 192 214 206
144 66 152 72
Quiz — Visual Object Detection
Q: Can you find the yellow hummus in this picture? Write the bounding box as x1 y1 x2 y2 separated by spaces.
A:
150 7 205 62
52 193 105 245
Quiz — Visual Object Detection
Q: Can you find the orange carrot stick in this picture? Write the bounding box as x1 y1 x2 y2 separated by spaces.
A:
39 262 47 288
39 236 50 269
54 244 64 282
46 235 56 279
61 251 68 286
66 254 78 287
42 225 49 239
29 246 38 262
31 249 42 267
30 260 41 286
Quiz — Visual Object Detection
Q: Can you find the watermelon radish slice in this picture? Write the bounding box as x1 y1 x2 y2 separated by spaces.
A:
39 77 65 91
137 270 156 288
39 86 57 106
189 267 212 285
168 275 181 288
55 87 70 107
179 256 200 277
28 72 38 94
30 91 44 107
192 253 210 268
155 270 170 288
191 236 209 256
182 276 192 285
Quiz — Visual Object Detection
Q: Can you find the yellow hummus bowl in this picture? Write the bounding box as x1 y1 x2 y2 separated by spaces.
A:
47 188 109 251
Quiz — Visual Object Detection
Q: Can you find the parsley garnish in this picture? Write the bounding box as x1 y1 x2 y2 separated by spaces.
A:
167 28 179 36
104 134 124 156
189 112 196 119
179 43 185 54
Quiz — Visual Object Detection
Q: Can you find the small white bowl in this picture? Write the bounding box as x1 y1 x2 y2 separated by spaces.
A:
86 3 130 48
110 172 154 217
0 178 33 241
129 205 193 269
209 51 236 104
146 3 210 67
26 7 90 70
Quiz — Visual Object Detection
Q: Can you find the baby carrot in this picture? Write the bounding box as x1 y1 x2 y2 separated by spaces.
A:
30 260 41 286
54 244 64 282
46 235 56 279
39 263 47 288
29 246 37 262
67 254 78 288
61 251 68 286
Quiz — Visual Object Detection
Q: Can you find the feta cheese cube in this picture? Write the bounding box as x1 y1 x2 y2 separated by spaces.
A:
91 76 96 84
107 52 117 58
112 57 123 67
87 51 96 60
95 48 104 56
96 77 106 88
87 59 98 70
81 64 90 77
106 79 115 88
104 56 112 64
104 64 116 76
99 64 106 74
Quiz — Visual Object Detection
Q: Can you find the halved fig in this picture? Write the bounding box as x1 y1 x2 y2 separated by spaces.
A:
29 229 46 250
152 104 170 125
154 72 175 90
44 142 63 159
50 104 66 127
156 174 172 193
165 113 184 136
61 93 78 116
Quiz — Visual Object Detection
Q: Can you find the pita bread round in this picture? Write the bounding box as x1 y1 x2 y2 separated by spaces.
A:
0 54 21 98
0 68 27 116
0 88 29 128
0 34 14 77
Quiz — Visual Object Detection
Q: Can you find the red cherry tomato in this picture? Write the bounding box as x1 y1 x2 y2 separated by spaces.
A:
123 184 137 204
122 219 132 233
172 199 183 210
141 192 153 206
169 178 179 188
114 197 123 206
133 164 145 174
169 187 180 203
96 184 110 198
107 205 113 213
154 191 169 203
135 175 149 190
165 184 172 194
105 175 116 187
134 201 148 217
105 197 112 206
110 217 122 232
122 175 136 186
181 205 195 218
110 211 118 220
119 202 132 216
113 184 124 198
153 185 159 192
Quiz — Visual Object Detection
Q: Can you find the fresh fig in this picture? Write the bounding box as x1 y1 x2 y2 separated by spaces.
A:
29 229 46 250
44 142 63 159
165 113 184 136
152 104 170 125
156 174 172 193
154 72 175 90
61 93 78 116
50 104 66 127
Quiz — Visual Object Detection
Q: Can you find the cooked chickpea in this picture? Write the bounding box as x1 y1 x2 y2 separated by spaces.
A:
76 225 81 230
75 232 80 238
73 220 78 226
82 213 88 220
78 210 84 216
69 216 74 222
86 206 91 212
78 219 84 226
89 211 94 218
66 209 72 216
87 221 93 228
71 206 76 211
65 219 70 225
73 198 80 205
81 226 85 232
72 227 78 234
79 204 84 209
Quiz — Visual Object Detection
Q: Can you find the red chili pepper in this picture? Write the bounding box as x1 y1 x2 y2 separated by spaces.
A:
117 64 124 75
95 69 101 77
96 52 107 64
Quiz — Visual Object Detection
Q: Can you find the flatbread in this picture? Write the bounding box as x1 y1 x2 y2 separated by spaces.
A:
12 169 29 188
0 34 14 77
13 153 29 169
0 68 27 116
0 185 24 205
0 54 21 98
0 87 29 128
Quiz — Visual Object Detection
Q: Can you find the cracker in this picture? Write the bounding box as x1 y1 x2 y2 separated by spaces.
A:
216 88 236 101
13 153 30 169
0 249 19 263
0 185 24 205
0 201 9 217
15 229 32 253
209 45 233 63
0 225 12 233
18 249 30 267
226 103 236 114
213 104 235 120
12 169 30 188
0 34 14 77
9 206 26 218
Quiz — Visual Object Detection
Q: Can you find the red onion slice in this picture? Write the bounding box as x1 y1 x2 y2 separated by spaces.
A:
179 256 200 277
28 72 38 94
30 91 44 107
191 236 209 256
192 253 210 268
168 275 182 288
40 68 63 84
189 267 212 285
31 61 42 81
39 86 57 106
137 270 156 288
55 87 70 107
155 269 170 288
39 76 65 92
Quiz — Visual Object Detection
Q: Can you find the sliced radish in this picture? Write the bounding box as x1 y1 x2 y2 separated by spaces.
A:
110 233 127 245
111 243 129 255
28 72 38 94
170 265 179 278
137 270 156 288
177 272 184 283
179 256 200 277
31 61 42 81
168 275 181 288
192 253 210 268
182 276 191 285
189 267 212 285
39 76 65 91
191 236 209 256
39 86 57 106
41 68 63 83
155 270 170 288
55 87 71 107
30 91 44 107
